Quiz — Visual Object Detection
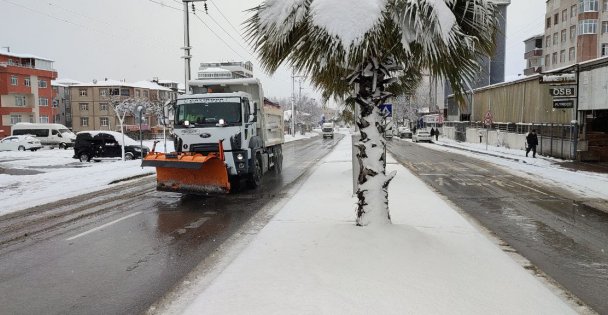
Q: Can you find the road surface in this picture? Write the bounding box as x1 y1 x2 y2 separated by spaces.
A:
388 138 608 314
0 135 343 315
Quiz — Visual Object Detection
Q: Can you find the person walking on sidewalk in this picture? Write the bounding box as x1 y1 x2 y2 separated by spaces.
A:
434 127 439 141
430 128 435 140
526 129 538 158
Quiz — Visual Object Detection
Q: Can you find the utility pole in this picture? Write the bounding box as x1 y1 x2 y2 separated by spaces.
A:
181 0 208 93
290 71 306 136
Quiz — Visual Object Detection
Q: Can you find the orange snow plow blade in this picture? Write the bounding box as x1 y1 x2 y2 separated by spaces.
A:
142 152 230 194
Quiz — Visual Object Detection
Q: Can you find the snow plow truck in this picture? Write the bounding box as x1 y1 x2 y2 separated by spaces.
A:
142 78 284 194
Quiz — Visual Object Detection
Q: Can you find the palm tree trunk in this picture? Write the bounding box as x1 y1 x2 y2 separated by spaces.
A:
353 59 396 226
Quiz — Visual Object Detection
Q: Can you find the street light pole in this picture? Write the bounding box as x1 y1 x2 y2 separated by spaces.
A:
138 105 143 160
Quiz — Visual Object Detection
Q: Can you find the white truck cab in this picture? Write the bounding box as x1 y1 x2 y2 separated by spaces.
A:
322 122 334 139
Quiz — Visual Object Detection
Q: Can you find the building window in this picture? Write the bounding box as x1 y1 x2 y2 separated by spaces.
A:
604 0 608 11
39 98 49 106
143 90 149 98
546 17 551 28
39 115 49 123
11 76 18 85
100 103 108 111
54 114 61 123
24 78 30 87
580 0 599 12
603 21 608 33
552 52 558 64
546 35 551 47
81 117 89 127
602 43 608 56
38 80 47 88
52 99 59 107
100 89 108 97
554 13 559 25
568 47 575 61
562 9 568 22
15 95 26 106
570 25 577 40
10 114 21 125
79 89 88 96
553 33 558 45
109 88 119 96
560 50 566 63
120 88 130 96
136 90 141 98
29 115 34 123
80 103 89 111
571 4 578 17
100 117 109 127
561 29 567 43
545 54 551 66
579 19 598 34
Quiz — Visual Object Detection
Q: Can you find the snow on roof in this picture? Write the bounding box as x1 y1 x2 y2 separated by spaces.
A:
77 130 139 146
132 80 172 91
189 77 261 87
74 79 172 91
52 78 82 86
200 67 232 73
0 51 54 62
157 79 179 84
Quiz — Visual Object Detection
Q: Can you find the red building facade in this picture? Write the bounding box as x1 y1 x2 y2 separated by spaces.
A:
0 51 58 137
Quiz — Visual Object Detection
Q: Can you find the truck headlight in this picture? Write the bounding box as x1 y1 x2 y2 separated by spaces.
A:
236 153 244 161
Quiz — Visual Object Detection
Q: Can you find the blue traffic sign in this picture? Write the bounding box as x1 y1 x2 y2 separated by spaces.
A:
379 103 392 117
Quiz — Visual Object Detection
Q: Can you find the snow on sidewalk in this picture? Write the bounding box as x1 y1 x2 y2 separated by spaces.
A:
179 135 577 314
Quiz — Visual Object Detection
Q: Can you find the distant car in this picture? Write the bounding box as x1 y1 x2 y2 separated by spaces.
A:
0 135 42 151
73 131 149 162
412 130 432 143
398 127 412 139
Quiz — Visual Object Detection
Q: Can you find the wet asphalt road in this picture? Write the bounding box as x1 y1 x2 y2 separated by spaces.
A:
387 138 608 314
0 134 343 315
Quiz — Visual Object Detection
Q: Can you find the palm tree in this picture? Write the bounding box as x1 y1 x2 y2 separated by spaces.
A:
246 0 499 226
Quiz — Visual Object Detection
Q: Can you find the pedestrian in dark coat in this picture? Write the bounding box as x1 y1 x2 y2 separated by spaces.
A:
526 129 539 158
430 128 435 138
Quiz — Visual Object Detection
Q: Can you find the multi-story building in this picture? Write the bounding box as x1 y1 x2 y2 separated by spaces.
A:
0 50 57 137
544 0 608 71
197 61 253 80
69 79 176 133
523 35 544 75
52 78 81 128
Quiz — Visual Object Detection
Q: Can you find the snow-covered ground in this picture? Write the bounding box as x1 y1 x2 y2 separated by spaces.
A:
0 131 320 217
160 132 583 314
405 136 608 200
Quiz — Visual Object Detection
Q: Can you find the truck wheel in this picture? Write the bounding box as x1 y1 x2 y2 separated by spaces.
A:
125 152 134 160
18 146 25 151
59 143 65 149
247 156 262 189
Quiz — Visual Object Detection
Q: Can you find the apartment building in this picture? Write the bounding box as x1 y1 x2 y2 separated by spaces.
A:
544 0 608 71
69 79 175 133
523 35 545 75
197 61 253 80
52 79 81 128
0 50 58 137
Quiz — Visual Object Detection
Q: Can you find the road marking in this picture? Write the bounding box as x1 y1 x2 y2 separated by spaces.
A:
66 211 143 241
511 182 549 196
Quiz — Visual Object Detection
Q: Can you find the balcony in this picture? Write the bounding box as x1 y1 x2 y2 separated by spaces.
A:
524 48 543 59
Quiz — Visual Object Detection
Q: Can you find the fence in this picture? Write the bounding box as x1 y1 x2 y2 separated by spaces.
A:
441 121 579 160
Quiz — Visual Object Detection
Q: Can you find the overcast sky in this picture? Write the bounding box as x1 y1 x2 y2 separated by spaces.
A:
1 0 546 105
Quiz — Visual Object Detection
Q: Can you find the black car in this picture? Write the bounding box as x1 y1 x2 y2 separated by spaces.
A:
73 131 149 162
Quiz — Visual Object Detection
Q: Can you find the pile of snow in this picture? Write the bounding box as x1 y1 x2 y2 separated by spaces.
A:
284 132 319 143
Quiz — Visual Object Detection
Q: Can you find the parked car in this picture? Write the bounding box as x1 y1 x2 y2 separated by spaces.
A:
398 126 412 139
73 131 149 162
12 122 76 149
0 135 43 151
412 130 432 143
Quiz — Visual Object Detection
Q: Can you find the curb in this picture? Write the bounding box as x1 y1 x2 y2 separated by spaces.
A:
108 172 155 185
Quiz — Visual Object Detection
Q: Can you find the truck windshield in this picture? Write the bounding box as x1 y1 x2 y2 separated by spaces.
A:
176 97 242 126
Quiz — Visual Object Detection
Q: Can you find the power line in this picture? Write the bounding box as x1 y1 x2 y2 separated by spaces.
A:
146 0 182 11
203 10 252 54
208 0 247 42
192 11 247 60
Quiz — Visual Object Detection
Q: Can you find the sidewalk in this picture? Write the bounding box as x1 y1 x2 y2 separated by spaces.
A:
171 135 582 314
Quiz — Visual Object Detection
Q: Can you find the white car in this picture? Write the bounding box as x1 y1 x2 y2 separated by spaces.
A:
412 130 432 143
398 126 412 138
0 135 43 151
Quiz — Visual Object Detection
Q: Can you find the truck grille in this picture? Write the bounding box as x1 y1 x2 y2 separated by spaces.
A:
190 143 219 153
